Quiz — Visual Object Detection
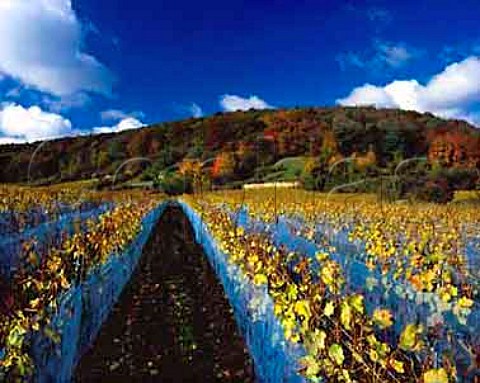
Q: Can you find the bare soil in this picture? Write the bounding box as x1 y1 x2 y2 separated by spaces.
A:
75 205 254 382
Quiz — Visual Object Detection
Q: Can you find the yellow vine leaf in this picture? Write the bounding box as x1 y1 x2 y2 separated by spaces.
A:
309 329 327 352
294 300 311 321
324 301 335 317
389 359 405 374
423 368 449 383
253 273 268 286
340 301 352 330
328 343 345 366
349 294 364 314
373 308 394 329
458 296 474 308
299 355 320 378
399 323 423 352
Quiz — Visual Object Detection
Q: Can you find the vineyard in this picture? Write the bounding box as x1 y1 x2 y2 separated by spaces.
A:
1 185 479 382
0 185 164 381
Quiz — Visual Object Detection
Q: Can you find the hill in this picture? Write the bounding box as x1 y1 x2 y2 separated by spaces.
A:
0 106 479 186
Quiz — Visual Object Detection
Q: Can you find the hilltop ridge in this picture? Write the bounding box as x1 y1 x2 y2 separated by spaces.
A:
0 106 478 185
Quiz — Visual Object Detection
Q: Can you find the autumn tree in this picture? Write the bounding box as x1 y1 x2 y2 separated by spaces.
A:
353 144 377 171
212 151 236 183
322 129 339 154
428 125 480 168
178 158 204 191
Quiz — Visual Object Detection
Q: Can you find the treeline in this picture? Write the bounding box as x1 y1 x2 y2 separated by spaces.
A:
0 106 478 199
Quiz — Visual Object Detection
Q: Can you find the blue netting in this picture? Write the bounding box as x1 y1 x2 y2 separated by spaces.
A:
177 201 306 383
230 207 480 381
30 287 83 382
0 202 109 236
4 200 477 382
17 204 166 383
0 204 113 279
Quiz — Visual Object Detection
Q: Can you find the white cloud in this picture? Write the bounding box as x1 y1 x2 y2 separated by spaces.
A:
0 137 27 145
93 117 145 134
220 94 273 112
101 109 145 122
0 103 72 143
421 57 480 109
337 84 393 107
0 0 114 97
337 56 480 126
190 103 203 118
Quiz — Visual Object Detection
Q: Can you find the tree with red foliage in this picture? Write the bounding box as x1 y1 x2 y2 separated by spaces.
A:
428 126 480 168
211 151 236 183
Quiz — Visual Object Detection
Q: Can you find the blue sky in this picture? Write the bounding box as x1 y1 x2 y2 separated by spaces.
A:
0 0 479 143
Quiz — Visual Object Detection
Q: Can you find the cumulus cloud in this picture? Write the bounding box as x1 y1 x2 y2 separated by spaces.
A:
0 137 28 145
337 56 480 126
220 94 273 112
93 117 145 135
421 57 480 109
337 84 394 107
0 0 114 97
0 103 72 143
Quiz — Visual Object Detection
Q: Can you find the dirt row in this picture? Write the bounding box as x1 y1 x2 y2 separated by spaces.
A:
75 205 255 382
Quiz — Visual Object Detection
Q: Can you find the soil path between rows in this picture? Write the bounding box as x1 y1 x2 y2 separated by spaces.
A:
75 204 255 382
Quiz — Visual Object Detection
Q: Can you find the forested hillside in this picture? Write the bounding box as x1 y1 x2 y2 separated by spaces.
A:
0 106 478 187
